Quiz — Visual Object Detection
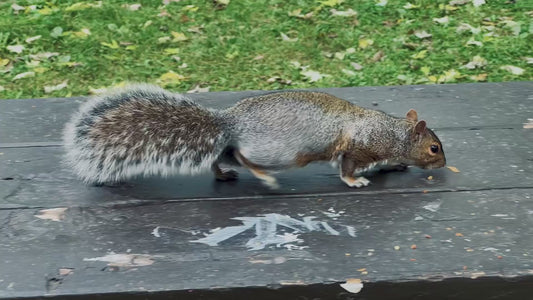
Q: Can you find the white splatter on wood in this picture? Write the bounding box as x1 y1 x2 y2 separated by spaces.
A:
83 253 154 267
35 207 67 222
423 202 441 212
151 226 161 238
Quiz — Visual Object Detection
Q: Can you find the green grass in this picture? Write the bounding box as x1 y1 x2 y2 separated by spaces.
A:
0 0 531 99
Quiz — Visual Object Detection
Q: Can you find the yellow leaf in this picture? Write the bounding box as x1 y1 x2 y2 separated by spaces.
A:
164 48 180 55
412 50 427 59
101 40 120 49
34 67 48 74
181 5 198 12
171 32 188 42
439 4 459 11
469 73 487 81
403 2 420 9
420 66 430 75
126 45 137 51
38 7 53 15
358 38 373 49
157 71 186 86
447 166 461 173
0 58 9 67
438 69 461 83
70 28 91 39
427 75 438 83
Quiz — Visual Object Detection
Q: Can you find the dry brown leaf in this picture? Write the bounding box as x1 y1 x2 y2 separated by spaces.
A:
447 166 461 173
371 50 385 62
456 232 464 237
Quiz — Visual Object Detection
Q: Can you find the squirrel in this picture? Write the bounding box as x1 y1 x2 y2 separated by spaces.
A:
63 84 446 188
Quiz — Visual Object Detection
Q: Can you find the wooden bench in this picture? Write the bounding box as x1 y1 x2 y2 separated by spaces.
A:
1 82 532 299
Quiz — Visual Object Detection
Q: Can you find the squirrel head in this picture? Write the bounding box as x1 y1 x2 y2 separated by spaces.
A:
405 109 446 169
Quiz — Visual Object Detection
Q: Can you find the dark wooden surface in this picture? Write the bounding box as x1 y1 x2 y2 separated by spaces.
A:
1 82 532 299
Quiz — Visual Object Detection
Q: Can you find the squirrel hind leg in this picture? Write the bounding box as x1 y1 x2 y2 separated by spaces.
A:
212 164 239 181
233 150 279 189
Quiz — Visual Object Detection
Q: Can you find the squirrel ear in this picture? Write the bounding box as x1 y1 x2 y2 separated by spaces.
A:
406 109 418 122
414 120 427 134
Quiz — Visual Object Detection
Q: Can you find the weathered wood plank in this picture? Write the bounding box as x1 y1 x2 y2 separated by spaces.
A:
1 82 531 145
1 128 531 209
1 189 531 298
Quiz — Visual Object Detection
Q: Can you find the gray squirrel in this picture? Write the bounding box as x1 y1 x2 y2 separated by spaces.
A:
63 84 446 188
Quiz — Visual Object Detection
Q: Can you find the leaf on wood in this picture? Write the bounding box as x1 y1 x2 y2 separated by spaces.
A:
35 207 68 222
340 278 363 294
330 8 357 17
157 71 186 86
123 4 141 11
13 71 35 81
433 16 449 24
466 38 483 47
523 119 533 129
171 31 188 42
371 50 385 62
447 166 461 173
414 30 432 39
187 85 210 93
375 0 387 7
403 2 420 9
358 38 373 49
281 33 298 42
462 55 487 69
6 45 25 54
25 35 42 43
300 69 329 82
469 73 487 81
44 80 68 93
500 65 524 75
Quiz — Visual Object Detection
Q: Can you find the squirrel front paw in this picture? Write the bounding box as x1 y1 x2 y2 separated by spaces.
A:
341 176 371 188
215 168 239 181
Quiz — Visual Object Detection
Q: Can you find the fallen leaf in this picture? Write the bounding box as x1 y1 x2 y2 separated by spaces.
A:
158 36 171 43
34 67 49 73
0 58 9 66
25 35 42 43
65 2 102 12
500 65 524 75
371 50 385 62
411 244 417 249
171 31 188 42
301 69 329 82
280 33 298 42
340 278 363 293
358 38 373 49
394 245 400 250
181 5 198 12
466 39 483 47
13 71 35 80
6 45 24 54
44 80 68 93
414 30 432 39
330 8 357 17
350 62 363 70
30 52 60 60
420 66 430 75
318 0 345 7
469 73 487 81
456 232 464 237
215 0 230 5
157 71 185 86
164 48 180 55
523 119 533 129
162 0 182 4
101 40 119 49
472 0 485 7
253 55 264 60
500 20 521 36
403 2 420 9
524 57 533 64
433 16 450 24
462 55 487 69
438 69 461 83
375 0 387 6
123 4 141 11
288 9 313 19
457 23 481 34
59 268 74 276
447 166 461 173
158 10 171 17
412 50 427 59
427 175 434 180
11 4 25 12
449 0 469 5
0 86 5 92
187 26 204 34
50 26 63 38
342 69 356 76
35 207 67 222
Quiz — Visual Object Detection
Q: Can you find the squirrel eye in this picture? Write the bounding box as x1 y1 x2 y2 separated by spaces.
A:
430 145 439 154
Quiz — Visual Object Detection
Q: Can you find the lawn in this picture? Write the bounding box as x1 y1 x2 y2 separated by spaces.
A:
0 0 531 99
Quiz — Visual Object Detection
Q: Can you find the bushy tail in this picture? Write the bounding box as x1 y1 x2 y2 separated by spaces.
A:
63 84 232 183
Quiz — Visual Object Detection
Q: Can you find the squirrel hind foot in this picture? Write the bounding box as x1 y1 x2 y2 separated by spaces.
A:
341 176 371 188
215 168 239 181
